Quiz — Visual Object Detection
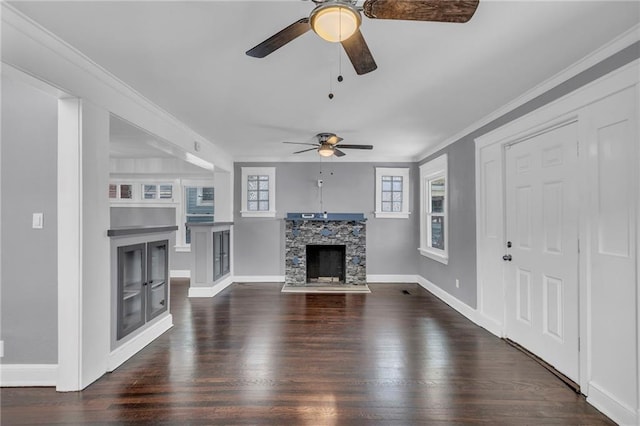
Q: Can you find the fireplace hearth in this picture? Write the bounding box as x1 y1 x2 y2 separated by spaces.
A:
285 213 366 286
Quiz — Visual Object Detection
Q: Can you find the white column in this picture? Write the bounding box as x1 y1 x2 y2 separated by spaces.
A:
57 98 110 391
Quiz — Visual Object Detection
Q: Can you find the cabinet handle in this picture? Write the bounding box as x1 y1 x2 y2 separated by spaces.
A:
160 300 165 306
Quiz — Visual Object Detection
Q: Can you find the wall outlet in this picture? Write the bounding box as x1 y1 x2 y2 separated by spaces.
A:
0 340 4 358
455 279 460 288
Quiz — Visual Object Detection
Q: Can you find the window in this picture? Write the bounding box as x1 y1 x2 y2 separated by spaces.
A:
185 186 214 244
375 167 410 218
419 154 448 264
143 184 173 200
241 167 276 218
109 183 134 200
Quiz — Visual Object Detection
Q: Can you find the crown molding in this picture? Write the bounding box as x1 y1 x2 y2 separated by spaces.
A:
1 3 233 171
414 23 640 163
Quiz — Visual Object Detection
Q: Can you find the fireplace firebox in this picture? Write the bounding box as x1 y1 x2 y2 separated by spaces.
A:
306 245 346 283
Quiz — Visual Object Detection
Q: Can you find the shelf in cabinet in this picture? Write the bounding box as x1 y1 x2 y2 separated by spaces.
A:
150 281 166 289
123 290 141 300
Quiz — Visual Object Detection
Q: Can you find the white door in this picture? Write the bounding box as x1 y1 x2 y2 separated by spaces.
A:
504 121 579 381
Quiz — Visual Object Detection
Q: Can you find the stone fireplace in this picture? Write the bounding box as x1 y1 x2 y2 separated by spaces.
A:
285 213 366 286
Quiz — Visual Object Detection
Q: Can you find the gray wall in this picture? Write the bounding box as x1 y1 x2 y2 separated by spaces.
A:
234 162 419 277
110 206 176 228
418 41 640 308
109 206 189 271
1 77 58 363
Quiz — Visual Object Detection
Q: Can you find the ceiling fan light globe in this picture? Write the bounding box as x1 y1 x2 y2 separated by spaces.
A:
318 145 335 157
310 3 361 43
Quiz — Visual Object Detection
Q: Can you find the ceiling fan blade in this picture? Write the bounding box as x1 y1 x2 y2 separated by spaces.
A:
246 18 311 58
336 144 374 150
283 141 319 146
326 135 343 145
341 30 377 75
363 0 479 23
333 149 346 157
292 147 318 154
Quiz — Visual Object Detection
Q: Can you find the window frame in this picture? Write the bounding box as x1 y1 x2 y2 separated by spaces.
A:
374 167 410 218
240 167 276 218
419 154 449 264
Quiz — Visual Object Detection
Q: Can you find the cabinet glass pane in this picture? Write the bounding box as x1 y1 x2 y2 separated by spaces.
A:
213 232 222 279
118 244 145 339
148 243 167 286
222 231 230 274
148 240 168 319
149 283 167 316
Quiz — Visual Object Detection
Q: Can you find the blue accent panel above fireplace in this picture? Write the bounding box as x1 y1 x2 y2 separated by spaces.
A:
286 213 366 221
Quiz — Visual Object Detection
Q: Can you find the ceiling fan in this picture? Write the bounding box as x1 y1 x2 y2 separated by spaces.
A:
284 133 373 157
246 0 480 75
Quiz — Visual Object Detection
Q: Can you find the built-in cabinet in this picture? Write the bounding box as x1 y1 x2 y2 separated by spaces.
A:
188 222 233 296
117 239 168 340
108 225 177 351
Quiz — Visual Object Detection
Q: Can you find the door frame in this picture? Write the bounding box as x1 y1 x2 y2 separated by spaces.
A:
474 60 639 394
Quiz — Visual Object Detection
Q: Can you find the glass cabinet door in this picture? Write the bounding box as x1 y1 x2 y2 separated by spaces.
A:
213 231 222 280
222 230 230 275
117 243 146 339
147 240 168 320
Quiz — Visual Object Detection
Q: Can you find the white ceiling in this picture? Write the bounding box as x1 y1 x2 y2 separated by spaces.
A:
9 1 640 162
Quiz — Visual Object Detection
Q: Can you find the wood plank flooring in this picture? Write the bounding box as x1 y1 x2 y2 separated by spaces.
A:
1 282 614 425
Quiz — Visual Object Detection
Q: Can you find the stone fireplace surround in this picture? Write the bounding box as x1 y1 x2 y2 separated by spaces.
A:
285 213 366 286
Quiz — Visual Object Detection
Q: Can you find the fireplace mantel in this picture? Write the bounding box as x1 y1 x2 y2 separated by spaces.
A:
284 212 367 286
285 212 367 222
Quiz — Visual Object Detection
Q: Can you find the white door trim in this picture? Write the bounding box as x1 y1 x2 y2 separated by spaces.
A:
475 60 639 402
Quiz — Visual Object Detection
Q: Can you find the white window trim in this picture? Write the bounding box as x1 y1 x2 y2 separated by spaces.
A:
419 154 448 264
241 167 276 218
374 167 410 219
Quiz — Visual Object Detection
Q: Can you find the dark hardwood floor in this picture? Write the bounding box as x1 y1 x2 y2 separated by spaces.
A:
1 281 613 425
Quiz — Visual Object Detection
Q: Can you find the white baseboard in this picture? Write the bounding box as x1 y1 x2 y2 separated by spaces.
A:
587 381 637 426
233 275 285 283
170 270 190 279
107 314 173 372
188 275 234 297
0 364 58 387
415 275 502 338
366 274 418 283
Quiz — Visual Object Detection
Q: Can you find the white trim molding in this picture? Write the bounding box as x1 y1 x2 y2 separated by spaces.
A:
419 154 448 264
587 382 637 426
415 275 502 338
366 274 418 283
170 270 191 279
188 276 234 298
233 275 285 283
0 364 58 387
107 315 173 372
374 167 411 219
415 24 640 162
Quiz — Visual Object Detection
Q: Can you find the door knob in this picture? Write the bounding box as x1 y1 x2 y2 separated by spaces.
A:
502 254 512 261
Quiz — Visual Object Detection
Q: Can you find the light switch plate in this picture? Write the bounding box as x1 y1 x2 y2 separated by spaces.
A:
0 340 4 358
32 213 44 229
